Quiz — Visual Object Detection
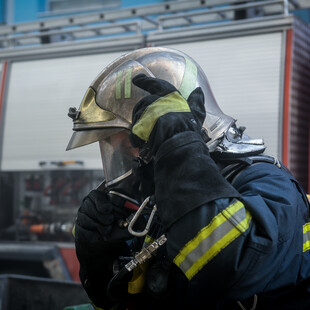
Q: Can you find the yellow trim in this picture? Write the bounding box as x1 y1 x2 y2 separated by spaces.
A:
174 201 244 266
128 263 149 294
144 234 155 245
124 68 133 99
303 222 310 234
132 91 190 141
72 223 76 237
185 211 251 280
76 88 116 124
303 222 310 252
174 201 252 280
116 70 122 100
303 241 310 252
179 57 198 99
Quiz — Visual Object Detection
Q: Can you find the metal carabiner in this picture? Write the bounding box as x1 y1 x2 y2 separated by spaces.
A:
128 196 157 237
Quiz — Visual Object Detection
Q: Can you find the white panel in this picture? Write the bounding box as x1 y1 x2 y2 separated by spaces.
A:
1 33 283 171
166 32 283 158
1 51 127 171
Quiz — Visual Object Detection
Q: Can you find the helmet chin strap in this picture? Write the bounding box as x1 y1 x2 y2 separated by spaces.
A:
107 169 141 200
210 124 266 159
105 161 157 237
106 159 155 204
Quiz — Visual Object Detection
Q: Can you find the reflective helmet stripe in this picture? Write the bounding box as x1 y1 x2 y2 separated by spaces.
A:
116 70 122 99
116 68 133 100
125 67 133 98
179 57 198 99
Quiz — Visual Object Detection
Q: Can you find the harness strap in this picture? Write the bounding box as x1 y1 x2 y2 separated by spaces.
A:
220 154 283 184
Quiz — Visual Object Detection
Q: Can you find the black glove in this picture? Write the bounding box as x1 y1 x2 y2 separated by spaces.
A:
75 189 133 269
130 73 206 159
75 189 134 244
75 190 132 309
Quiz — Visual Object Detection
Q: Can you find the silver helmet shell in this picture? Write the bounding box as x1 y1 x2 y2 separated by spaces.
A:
66 47 235 151
66 47 241 185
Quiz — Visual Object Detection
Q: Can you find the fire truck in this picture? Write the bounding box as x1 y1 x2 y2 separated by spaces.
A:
0 0 309 308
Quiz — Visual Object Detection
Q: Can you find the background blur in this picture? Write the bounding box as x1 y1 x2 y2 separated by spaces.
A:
0 0 309 309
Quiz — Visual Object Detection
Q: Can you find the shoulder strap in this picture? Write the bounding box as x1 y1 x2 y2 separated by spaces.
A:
220 154 310 212
220 154 283 184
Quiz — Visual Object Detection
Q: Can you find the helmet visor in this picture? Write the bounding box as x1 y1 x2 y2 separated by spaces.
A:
99 130 139 186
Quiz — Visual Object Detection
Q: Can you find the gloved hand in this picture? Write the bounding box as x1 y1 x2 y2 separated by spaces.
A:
75 189 134 242
130 73 206 159
74 190 132 309
75 189 132 267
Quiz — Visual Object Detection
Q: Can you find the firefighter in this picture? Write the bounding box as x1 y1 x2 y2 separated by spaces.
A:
67 47 310 310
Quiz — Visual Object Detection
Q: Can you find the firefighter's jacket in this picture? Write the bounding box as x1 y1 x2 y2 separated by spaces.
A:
85 130 310 310
153 130 310 309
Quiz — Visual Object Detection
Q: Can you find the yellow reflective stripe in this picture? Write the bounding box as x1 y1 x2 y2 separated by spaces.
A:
174 201 244 266
132 91 190 141
174 200 252 280
115 68 132 100
128 262 149 294
116 70 122 100
144 234 155 245
303 222 310 252
179 57 198 99
124 68 132 99
186 212 251 280
72 223 76 238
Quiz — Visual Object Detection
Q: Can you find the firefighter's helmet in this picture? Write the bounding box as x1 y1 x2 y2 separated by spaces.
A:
66 47 236 185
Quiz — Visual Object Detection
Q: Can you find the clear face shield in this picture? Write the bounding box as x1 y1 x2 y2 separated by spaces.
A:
99 129 139 187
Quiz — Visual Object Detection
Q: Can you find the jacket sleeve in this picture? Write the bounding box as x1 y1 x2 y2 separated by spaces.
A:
153 130 308 302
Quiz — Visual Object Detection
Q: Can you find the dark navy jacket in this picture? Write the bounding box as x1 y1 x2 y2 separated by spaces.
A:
154 131 310 309
83 130 310 310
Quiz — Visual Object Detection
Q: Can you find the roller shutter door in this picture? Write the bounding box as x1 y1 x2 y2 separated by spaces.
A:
165 32 283 158
0 51 126 171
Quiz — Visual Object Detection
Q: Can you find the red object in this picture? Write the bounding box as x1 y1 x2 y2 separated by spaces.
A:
29 224 45 234
124 200 139 211
282 29 293 168
59 247 80 282
0 61 8 128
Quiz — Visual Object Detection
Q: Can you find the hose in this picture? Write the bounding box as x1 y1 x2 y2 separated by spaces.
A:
107 266 132 301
